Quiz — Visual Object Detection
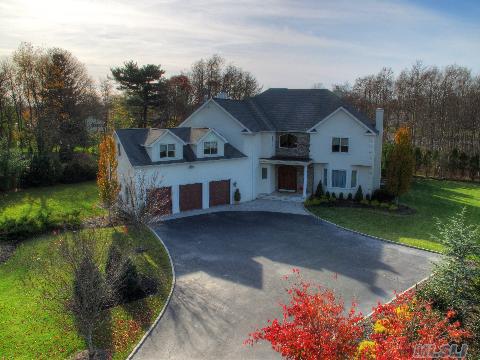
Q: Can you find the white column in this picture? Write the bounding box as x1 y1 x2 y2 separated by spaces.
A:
172 185 180 214
303 165 308 198
202 180 210 209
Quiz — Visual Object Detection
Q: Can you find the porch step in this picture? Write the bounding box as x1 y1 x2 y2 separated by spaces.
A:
257 192 306 202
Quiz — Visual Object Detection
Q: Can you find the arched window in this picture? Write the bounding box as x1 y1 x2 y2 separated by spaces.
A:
279 134 298 148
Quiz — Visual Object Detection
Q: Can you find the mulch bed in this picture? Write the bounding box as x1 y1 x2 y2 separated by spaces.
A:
313 200 416 215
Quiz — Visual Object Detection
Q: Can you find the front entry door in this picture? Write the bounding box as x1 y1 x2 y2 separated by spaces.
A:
278 165 297 192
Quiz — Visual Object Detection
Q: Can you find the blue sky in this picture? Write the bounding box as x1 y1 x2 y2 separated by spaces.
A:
1 0 479 88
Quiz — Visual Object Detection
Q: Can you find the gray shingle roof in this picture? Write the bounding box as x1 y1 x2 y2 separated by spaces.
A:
214 88 377 133
115 128 246 167
169 127 210 144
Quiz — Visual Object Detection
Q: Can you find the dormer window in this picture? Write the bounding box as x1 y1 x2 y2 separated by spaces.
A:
279 134 297 148
204 141 218 155
160 144 176 158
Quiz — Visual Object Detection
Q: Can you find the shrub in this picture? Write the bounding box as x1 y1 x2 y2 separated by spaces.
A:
354 186 363 202
305 198 323 207
0 211 81 242
21 154 63 187
380 202 390 208
314 181 324 198
245 270 364 359
360 199 369 206
331 192 336 199
325 191 330 199
234 188 241 202
418 208 480 338
363 291 470 359
371 199 380 207
372 188 395 203
365 193 371 201
61 153 97 184
347 193 353 201
388 204 398 211
106 241 156 304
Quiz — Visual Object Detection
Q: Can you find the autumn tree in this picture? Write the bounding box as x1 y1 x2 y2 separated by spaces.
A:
111 61 167 127
97 135 119 221
386 127 415 202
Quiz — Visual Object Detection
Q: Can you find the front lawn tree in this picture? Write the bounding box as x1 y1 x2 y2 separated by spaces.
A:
111 61 166 128
97 135 119 221
386 126 415 203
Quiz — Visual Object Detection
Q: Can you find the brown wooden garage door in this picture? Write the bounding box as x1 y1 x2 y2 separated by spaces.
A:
209 180 230 207
148 187 172 216
179 183 203 211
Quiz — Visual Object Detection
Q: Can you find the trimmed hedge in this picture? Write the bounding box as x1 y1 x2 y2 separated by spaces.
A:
0 211 81 242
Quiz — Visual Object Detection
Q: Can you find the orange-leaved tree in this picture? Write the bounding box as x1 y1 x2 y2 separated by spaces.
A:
386 126 415 203
97 135 120 221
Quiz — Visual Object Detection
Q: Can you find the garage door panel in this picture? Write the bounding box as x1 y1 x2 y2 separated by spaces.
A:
148 187 172 216
209 180 230 207
180 183 203 211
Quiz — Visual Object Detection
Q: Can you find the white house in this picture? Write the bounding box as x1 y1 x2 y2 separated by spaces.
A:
115 88 383 215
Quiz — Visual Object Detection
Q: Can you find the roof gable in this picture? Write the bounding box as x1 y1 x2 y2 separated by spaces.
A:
307 107 377 134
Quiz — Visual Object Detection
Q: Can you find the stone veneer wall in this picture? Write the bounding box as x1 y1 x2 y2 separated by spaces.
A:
275 132 310 158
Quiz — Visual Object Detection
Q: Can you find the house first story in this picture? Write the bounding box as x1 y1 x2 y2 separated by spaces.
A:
120 157 376 216
256 159 375 199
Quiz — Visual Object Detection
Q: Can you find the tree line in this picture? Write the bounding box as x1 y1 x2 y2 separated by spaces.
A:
0 43 261 190
332 61 480 181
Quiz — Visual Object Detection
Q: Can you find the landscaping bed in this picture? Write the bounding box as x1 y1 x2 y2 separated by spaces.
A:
0 226 173 359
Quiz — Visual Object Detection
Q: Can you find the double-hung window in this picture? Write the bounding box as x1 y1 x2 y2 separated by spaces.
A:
332 170 347 188
323 168 328 187
261 167 268 179
204 141 218 155
332 137 349 152
160 144 175 158
351 170 357 188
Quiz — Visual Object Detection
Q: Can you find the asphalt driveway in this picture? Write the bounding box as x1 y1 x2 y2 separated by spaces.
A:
134 211 439 360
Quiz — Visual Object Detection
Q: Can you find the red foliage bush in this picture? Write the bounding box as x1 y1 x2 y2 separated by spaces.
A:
359 291 471 360
246 270 471 360
245 269 364 360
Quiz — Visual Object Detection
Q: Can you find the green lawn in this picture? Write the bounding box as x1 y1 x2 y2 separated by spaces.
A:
0 226 173 359
307 178 480 252
0 181 103 222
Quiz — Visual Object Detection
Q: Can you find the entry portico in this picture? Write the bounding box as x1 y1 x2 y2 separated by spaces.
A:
259 157 313 198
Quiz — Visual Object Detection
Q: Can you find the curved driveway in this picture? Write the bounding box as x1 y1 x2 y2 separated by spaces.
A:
134 211 439 360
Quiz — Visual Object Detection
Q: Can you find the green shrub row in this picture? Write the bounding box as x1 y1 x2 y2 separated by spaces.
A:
0 211 82 242
21 153 97 188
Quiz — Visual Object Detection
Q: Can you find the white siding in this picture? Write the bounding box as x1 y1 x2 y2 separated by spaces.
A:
181 100 247 152
310 109 376 196
134 157 252 213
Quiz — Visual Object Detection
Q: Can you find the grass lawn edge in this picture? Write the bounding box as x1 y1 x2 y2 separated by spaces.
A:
125 225 176 360
303 204 443 255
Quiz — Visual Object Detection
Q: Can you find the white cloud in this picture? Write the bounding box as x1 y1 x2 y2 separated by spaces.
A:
1 0 479 88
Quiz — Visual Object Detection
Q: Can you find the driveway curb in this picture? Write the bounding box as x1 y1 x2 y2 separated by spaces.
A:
303 205 442 255
126 225 176 360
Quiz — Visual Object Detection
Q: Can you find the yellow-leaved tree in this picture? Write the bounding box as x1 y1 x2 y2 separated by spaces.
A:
97 135 119 221
386 126 415 203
